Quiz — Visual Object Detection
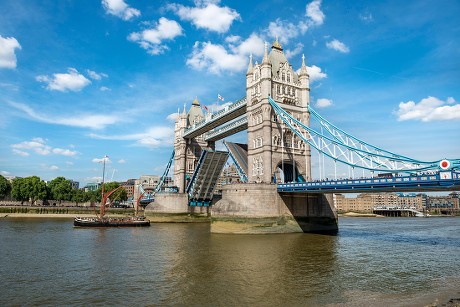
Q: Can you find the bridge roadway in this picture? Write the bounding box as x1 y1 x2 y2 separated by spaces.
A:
183 97 247 139
277 171 460 193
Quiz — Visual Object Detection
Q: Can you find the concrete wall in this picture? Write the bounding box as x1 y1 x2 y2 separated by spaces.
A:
211 183 338 234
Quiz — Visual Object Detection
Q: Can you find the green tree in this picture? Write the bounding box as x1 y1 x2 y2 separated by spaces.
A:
11 176 48 202
48 177 73 201
0 175 11 199
72 189 90 203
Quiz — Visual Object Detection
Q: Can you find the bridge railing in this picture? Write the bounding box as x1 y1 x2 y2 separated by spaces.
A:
277 171 460 192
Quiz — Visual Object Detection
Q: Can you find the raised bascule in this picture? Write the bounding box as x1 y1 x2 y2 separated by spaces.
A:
145 38 460 234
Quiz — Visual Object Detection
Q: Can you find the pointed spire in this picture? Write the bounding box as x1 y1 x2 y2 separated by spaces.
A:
246 53 253 75
262 41 269 64
192 97 200 106
299 53 308 76
182 102 187 115
272 36 282 50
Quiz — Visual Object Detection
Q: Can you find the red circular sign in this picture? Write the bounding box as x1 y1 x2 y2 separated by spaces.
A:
440 159 450 169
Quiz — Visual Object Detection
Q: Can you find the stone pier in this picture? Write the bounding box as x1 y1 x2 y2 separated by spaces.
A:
144 193 210 222
211 183 338 234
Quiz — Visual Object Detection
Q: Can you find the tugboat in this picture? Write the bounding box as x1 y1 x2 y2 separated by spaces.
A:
74 155 150 227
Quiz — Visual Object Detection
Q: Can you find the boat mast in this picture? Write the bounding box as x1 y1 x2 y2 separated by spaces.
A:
100 155 108 219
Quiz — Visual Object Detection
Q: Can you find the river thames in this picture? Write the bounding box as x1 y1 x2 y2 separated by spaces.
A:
0 217 459 306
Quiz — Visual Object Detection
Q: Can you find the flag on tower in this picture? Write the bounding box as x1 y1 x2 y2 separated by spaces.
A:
218 94 224 101
202 105 208 111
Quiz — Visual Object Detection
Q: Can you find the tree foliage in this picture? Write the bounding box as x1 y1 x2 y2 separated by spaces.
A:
11 176 48 202
0 175 11 199
48 177 73 201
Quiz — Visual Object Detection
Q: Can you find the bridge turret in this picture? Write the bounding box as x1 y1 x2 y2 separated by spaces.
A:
246 38 312 184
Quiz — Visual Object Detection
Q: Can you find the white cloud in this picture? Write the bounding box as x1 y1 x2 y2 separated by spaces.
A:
359 12 373 22
167 112 179 122
102 0 140 20
0 35 21 69
306 65 327 83
86 70 108 80
92 156 111 163
326 39 350 53
13 149 29 156
169 1 240 33
1 171 10 175
36 68 91 92
49 165 59 171
315 98 333 108
286 43 304 59
128 17 183 55
187 33 264 74
7 101 120 129
88 126 174 148
225 35 241 43
118 159 126 164
11 138 78 157
52 148 78 156
266 19 306 45
396 96 460 122
306 0 325 26
100 86 110 91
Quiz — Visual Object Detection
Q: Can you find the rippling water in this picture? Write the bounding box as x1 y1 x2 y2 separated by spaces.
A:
1 217 459 306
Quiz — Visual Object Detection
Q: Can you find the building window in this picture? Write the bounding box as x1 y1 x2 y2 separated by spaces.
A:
252 156 264 176
287 73 291 83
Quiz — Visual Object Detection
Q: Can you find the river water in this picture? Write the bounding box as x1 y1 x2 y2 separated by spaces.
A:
0 217 459 306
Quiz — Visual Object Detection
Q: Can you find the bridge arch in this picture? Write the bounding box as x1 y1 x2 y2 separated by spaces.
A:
275 159 305 183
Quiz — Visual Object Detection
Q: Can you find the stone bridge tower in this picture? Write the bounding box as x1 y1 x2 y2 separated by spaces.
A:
246 39 311 183
174 99 214 193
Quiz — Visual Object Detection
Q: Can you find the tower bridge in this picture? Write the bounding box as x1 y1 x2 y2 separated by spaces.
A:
147 38 460 234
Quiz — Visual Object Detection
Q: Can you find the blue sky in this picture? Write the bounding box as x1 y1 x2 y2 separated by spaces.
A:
1 0 459 186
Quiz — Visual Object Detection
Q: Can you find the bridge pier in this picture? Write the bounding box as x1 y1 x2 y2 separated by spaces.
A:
211 183 338 234
144 193 210 221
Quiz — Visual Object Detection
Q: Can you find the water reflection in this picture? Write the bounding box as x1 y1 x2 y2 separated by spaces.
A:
0 218 459 306
159 230 339 306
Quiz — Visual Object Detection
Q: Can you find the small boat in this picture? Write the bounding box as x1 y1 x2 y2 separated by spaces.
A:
74 216 150 227
74 155 150 227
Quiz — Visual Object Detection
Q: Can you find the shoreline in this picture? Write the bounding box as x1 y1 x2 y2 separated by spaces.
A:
1 213 99 219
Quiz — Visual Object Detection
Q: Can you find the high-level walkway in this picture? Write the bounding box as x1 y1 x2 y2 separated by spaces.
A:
183 98 246 139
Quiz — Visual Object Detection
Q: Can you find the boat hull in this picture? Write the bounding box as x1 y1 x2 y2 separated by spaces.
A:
74 217 150 227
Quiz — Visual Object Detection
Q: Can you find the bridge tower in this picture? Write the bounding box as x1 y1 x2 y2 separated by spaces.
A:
173 99 215 193
246 38 311 184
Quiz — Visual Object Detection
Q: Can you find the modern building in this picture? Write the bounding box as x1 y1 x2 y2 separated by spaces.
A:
84 182 101 192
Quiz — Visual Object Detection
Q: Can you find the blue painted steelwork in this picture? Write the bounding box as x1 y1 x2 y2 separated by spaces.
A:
186 149 229 206
139 150 175 204
186 150 207 194
278 171 460 193
138 184 154 204
154 150 175 195
223 141 248 183
268 97 460 173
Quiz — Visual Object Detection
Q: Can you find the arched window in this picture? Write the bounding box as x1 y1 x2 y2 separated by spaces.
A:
282 72 285 82
287 73 291 83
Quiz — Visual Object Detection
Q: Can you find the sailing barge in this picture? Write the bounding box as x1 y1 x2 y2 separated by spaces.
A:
74 155 150 227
